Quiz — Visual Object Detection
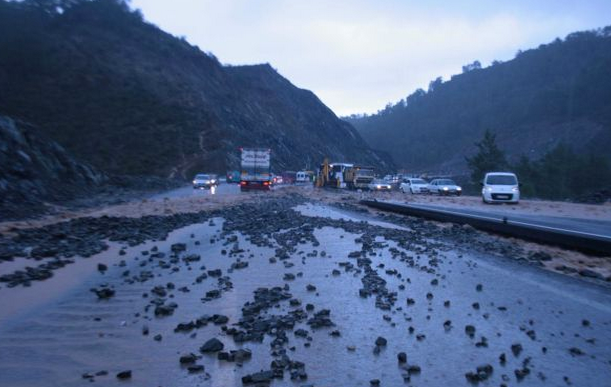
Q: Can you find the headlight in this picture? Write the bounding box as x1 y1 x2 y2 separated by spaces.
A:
377 185 382 189
512 187 519 192
485 187 492 192
193 180 196 184
211 179 216 183
457 187 462 191
443 187 448 190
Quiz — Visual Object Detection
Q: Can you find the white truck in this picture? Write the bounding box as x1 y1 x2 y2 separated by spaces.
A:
239 148 272 191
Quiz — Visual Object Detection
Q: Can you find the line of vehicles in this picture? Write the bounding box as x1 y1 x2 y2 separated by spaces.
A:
192 147 521 203
399 173 520 203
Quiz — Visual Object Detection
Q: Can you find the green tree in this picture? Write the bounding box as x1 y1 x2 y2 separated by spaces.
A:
466 129 508 183
514 155 538 197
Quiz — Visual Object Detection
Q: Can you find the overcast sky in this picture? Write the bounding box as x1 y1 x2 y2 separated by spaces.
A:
130 0 611 116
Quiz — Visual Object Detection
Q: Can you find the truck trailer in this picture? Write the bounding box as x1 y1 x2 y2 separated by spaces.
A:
239 148 272 191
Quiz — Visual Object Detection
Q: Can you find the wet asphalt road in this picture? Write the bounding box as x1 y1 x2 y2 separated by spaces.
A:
395 202 611 239
149 182 305 201
0 201 610 387
150 181 241 200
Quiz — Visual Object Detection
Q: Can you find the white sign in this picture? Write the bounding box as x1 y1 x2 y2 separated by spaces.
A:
241 149 271 167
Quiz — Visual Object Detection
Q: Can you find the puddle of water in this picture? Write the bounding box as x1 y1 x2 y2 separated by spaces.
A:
294 203 410 231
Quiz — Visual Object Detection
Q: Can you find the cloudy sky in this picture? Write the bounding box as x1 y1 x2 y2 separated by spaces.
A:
130 0 611 116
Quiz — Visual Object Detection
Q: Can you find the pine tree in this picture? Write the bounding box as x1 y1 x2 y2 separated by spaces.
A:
466 130 508 183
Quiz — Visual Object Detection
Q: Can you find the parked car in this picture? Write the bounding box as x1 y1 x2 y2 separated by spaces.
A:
282 171 297 184
272 175 283 185
400 178 429 194
482 172 520 204
192 174 216 189
428 179 462 196
368 179 392 191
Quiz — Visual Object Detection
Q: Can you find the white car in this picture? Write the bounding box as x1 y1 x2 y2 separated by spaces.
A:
368 179 392 191
428 179 462 196
400 178 429 194
482 172 520 204
192 174 216 189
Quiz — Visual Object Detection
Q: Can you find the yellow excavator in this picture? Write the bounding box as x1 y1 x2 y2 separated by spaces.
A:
316 158 375 189
315 158 331 188
315 158 348 188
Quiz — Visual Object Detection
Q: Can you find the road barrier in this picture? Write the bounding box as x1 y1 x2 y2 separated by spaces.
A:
360 200 611 256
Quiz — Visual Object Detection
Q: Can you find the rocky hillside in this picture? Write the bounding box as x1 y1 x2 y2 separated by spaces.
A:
0 0 391 179
0 115 106 218
346 27 611 173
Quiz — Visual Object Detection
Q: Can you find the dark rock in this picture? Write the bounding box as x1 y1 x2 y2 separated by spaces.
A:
171 243 187 253
242 370 274 384
154 303 177 317
187 364 205 373
511 343 523 357
569 347 584 356
200 338 224 353
116 370 131 380
397 352 407 363
465 325 476 338
179 353 198 364
91 286 115 300
579 269 604 280
375 336 387 346
529 251 552 261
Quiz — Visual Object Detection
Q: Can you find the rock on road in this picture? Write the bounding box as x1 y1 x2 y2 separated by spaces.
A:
0 194 610 387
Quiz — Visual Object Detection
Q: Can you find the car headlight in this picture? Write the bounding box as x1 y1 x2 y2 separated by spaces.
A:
457 187 462 191
512 187 519 192
443 187 448 190
211 179 216 183
193 180 196 184
485 187 492 192
377 185 382 189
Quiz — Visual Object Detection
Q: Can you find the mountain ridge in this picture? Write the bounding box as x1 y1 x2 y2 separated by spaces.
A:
0 0 392 179
345 26 611 174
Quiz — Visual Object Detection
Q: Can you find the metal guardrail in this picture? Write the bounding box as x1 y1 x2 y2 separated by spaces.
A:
360 200 611 256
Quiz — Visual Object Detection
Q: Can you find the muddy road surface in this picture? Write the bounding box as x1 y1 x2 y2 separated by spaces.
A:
0 194 610 387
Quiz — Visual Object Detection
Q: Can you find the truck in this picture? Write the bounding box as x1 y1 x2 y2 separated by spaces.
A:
344 165 375 189
315 159 375 190
239 148 272 191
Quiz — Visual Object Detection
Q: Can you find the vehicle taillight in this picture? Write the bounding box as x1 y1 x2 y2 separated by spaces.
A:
263 181 269 186
240 181 247 186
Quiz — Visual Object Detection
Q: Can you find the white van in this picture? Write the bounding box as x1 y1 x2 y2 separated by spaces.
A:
296 171 308 183
482 172 520 204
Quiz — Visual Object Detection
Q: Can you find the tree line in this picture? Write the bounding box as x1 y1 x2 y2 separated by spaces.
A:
467 130 611 200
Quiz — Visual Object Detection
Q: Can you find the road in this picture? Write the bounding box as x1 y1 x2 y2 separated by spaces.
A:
149 182 300 201
150 182 241 200
0 195 610 387
399 202 611 239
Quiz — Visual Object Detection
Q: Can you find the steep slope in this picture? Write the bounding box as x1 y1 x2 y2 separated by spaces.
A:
0 115 105 218
0 0 391 179
346 27 611 173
